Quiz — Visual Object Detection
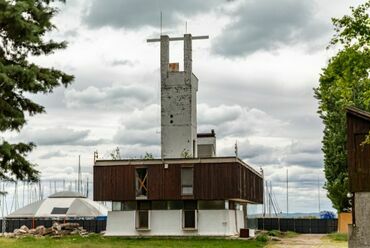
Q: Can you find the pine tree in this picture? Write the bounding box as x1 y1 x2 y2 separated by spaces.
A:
0 0 74 181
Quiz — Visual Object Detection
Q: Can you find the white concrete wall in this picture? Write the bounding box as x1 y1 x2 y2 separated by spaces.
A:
105 209 243 236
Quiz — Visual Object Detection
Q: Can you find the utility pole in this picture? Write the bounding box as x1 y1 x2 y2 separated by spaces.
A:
78 155 81 193
318 176 321 214
287 168 289 217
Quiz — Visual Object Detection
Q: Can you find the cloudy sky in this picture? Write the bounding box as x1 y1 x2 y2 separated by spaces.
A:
6 0 364 213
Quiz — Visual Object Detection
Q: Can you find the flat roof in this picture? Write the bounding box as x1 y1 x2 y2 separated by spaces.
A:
95 156 263 178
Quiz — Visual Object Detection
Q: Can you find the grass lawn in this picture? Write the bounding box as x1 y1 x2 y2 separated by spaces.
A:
0 234 267 248
326 232 348 242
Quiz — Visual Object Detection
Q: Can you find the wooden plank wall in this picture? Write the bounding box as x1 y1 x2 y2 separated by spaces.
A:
94 162 263 203
347 112 370 192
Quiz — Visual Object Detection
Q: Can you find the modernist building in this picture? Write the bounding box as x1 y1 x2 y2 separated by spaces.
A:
93 34 263 236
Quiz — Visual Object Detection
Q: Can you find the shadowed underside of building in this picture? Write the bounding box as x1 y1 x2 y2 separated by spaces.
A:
94 157 263 236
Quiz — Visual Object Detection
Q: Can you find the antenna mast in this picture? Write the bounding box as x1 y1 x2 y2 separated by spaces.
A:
77 155 81 193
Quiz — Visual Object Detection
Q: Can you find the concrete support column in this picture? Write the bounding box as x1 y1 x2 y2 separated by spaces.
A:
160 35 169 86
184 34 192 85
349 192 370 248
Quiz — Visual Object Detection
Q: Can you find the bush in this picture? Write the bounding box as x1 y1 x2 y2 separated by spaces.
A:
255 234 268 242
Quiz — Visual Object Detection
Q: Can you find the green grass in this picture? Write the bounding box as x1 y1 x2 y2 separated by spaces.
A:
326 232 348 242
0 234 267 248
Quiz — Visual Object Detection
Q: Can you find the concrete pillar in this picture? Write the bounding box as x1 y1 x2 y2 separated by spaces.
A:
160 35 169 86
184 34 192 86
349 192 370 248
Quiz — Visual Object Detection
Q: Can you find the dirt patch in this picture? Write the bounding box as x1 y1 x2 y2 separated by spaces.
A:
266 234 347 248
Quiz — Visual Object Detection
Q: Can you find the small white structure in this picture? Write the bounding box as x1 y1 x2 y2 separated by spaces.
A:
7 191 108 219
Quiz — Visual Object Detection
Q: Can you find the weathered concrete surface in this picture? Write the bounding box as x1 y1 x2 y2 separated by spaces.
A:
160 34 198 158
349 192 370 248
267 234 347 248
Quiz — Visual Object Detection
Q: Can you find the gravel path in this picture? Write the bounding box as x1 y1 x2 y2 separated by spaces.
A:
266 234 347 248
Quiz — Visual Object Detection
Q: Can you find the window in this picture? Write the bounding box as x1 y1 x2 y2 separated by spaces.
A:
182 201 197 229
136 210 150 230
181 167 193 195
136 201 150 230
51 207 69 214
152 201 167 210
112 201 122 211
122 201 137 211
136 167 148 199
198 200 225 210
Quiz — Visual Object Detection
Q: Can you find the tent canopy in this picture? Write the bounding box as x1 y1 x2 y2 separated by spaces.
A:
7 191 107 218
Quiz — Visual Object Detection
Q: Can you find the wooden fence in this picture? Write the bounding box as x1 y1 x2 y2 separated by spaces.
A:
250 218 338 233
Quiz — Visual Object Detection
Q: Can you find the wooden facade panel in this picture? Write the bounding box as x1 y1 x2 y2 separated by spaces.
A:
94 165 135 201
148 165 163 199
347 110 370 192
163 164 181 200
94 161 263 203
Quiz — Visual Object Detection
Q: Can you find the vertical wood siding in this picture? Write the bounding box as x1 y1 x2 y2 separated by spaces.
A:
347 111 370 192
94 161 263 203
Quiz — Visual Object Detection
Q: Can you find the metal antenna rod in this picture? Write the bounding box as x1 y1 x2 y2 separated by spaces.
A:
160 11 162 35
318 176 321 213
287 168 289 216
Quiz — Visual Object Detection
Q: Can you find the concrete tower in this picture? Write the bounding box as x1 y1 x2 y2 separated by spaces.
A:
148 34 208 158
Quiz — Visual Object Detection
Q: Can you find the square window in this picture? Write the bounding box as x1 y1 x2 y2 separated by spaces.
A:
181 167 193 195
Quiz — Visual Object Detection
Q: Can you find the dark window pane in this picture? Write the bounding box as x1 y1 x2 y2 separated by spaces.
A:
122 201 137 211
152 201 167 210
51 208 69 214
198 200 225 210
137 210 149 229
168 201 183 210
184 200 197 210
184 210 195 228
137 201 151 210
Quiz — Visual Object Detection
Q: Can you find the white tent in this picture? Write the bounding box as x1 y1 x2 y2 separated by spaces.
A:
7 191 108 218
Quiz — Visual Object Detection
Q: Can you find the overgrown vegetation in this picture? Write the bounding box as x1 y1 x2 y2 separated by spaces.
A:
0 234 267 248
314 0 370 212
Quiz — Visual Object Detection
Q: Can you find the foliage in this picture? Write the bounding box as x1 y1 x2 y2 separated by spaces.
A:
327 232 348 242
314 0 370 212
181 149 192 158
0 234 267 248
143 152 154 159
109 147 121 160
0 0 73 181
255 234 268 243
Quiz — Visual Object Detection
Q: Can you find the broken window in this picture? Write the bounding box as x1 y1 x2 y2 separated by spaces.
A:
181 167 193 195
136 167 148 199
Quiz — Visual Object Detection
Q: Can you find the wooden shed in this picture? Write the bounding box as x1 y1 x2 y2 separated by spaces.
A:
347 107 370 192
